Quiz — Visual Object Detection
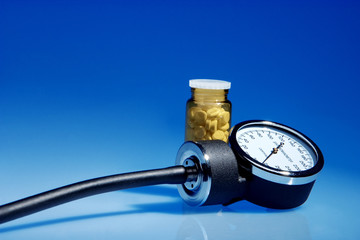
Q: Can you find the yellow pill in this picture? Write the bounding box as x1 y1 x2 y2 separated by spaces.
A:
194 126 206 138
194 110 207 125
223 131 230 142
209 119 218 132
212 130 225 140
207 107 221 118
189 107 201 120
205 119 211 130
218 111 230 125
219 123 229 131
205 119 218 132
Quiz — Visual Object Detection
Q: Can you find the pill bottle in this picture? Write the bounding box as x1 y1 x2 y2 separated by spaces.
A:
185 79 232 143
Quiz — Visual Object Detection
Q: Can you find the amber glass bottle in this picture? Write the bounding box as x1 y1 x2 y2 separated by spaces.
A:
185 79 232 143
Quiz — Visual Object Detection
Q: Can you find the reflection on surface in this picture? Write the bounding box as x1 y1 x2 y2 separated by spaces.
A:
0 186 311 240
177 202 311 240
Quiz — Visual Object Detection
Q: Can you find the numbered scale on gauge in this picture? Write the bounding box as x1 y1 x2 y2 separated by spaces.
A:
236 127 316 172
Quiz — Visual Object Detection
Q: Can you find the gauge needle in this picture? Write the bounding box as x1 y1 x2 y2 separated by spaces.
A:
263 142 284 164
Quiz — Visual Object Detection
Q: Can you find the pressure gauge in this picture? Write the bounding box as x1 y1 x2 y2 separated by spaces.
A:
229 120 324 209
176 120 324 209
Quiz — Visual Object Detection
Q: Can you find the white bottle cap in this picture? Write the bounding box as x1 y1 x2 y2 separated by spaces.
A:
189 79 231 90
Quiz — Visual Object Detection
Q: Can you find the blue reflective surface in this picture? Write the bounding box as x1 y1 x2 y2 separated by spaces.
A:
1 0 359 239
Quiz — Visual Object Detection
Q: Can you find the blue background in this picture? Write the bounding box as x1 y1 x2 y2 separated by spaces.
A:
0 0 359 239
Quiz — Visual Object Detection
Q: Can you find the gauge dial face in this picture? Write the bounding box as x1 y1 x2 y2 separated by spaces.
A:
235 125 317 172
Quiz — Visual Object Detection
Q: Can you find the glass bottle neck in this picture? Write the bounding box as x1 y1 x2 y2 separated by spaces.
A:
191 88 228 102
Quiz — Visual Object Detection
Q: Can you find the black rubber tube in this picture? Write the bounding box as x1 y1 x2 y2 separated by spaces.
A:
0 166 191 224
